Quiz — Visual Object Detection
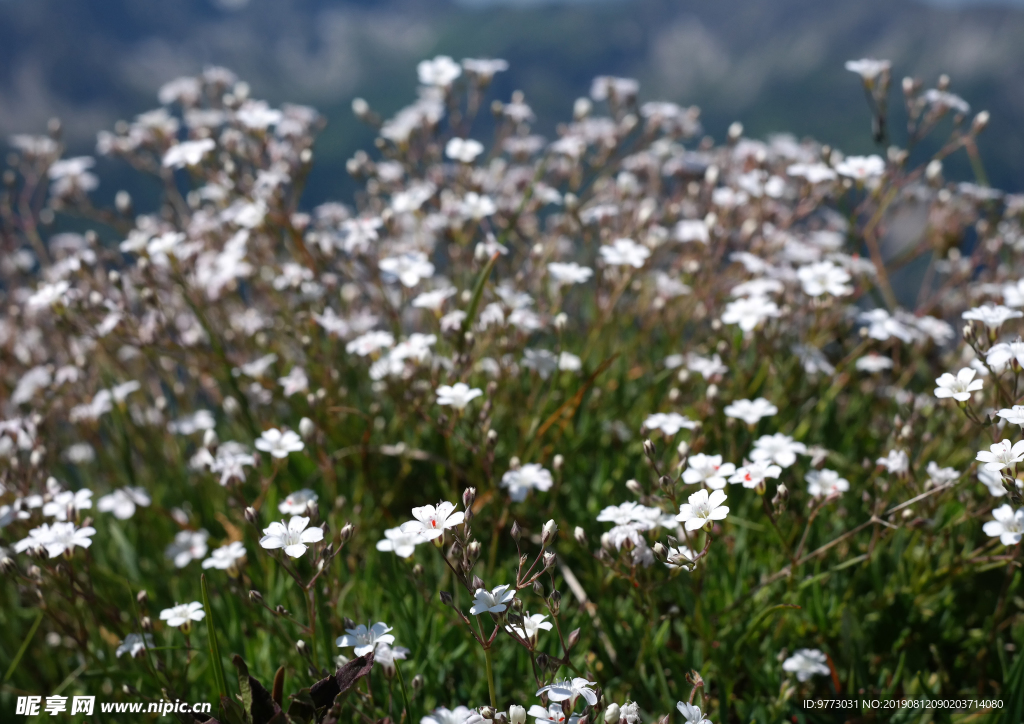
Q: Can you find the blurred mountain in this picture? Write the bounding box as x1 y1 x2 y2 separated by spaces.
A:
1 0 1022 200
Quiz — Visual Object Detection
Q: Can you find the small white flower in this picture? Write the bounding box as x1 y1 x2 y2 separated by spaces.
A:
526 704 577 724
346 331 395 356
984 504 1024 545
255 428 304 459
278 367 309 397
876 449 909 474
42 488 93 521
259 516 324 558
413 287 457 311
116 633 155 659
470 584 516 615
164 529 209 568
797 261 852 297
558 352 582 372
373 643 410 675
505 612 553 641
723 398 778 426
806 469 849 498
728 460 782 490
855 354 894 373
934 367 983 402
337 622 395 656
17 522 96 558
548 262 594 285
459 192 497 220
159 601 206 628
279 489 318 515
162 138 215 169
522 349 559 379
535 678 598 707
998 406 1024 427
676 488 730 530
446 137 484 163
682 454 736 490
963 304 1023 331
400 501 465 540
977 440 1024 472
436 383 484 410
721 295 781 332
418 55 462 86
782 648 831 681
376 526 429 558
97 487 151 520
844 58 891 81
665 545 696 570
379 252 435 287
675 702 712 724
644 412 699 436
835 155 885 180
202 541 247 570
501 464 553 502
751 433 807 468
599 238 650 268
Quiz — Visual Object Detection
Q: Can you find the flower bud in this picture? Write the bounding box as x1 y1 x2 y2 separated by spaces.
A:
203 428 219 449
339 522 354 542
412 563 424 578
299 417 316 439
510 520 523 543
509 705 527 724
244 507 259 525
141 616 152 632
136 589 149 606
643 439 656 459
566 627 581 650
574 526 587 546
0 555 16 574
548 590 561 615
533 580 544 596
487 429 498 447
972 110 990 133
479 707 495 721
412 674 424 690
472 575 485 591
626 479 643 496
462 487 477 511
296 640 308 655
653 542 666 558
604 704 620 723
542 519 558 546
543 551 556 570
512 596 525 613
467 540 482 561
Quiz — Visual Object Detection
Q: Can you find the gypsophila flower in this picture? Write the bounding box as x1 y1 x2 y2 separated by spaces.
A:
977 440 1024 472
998 406 1024 427
436 383 483 410
676 488 730 530
729 460 782 490
925 462 959 488
934 368 983 402
279 489 319 515
337 622 395 656
644 412 699 436
751 433 807 468
422 706 478 724
548 262 594 285
782 649 831 681
278 367 309 397
259 516 324 558
42 488 93 520
505 612 553 641
682 454 736 490
159 601 205 628
376 526 429 558
877 449 910 474
845 58 891 80
856 354 894 373
401 501 465 540
835 155 885 180
527 705 579 724
535 678 598 706
676 702 712 724
446 137 484 163
470 584 516 615
373 643 410 675
17 522 95 558
418 56 462 86
599 238 650 268
413 287 457 311
665 545 696 569
96 487 151 520
798 261 852 297
723 398 778 425
165 529 209 568
963 304 1022 331
380 252 435 287
116 633 154 659
255 428 304 458
806 469 849 498
201 541 247 570
721 295 781 332
501 463 554 502
983 505 1024 545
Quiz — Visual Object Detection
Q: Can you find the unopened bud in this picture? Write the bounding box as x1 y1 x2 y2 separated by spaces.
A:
972 110 990 133
487 429 498 446
549 590 561 615
472 575 485 591
604 704 621 723
566 627 581 650
543 551 556 570
510 704 527 724
249 589 263 604
203 429 218 449
136 589 149 605
533 580 544 596
467 540 482 561
412 563 424 578
339 522 354 542
141 616 152 632
412 674 424 690
659 475 672 490
0 555 16 574
296 640 308 655
463 487 477 510
299 417 316 439
440 590 454 606
626 479 643 496
512 596 525 613
574 526 587 546
244 507 259 525
653 541 666 558
510 520 522 542
508 456 521 471
479 707 495 721
643 439 656 458
542 519 558 546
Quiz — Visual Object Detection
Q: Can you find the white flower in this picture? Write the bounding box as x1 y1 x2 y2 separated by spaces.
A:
380 252 435 288
436 383 484 410
548 262 593 285
728 461 782 490
418 56 462 86
97 487 151 520
459 192 497 220
782 649 831 681
255 428 304 459
675 702 712 724
165 529 209 568
977 440 1024 472
723 398 778 426
470 584 516 615
876 449 909 474
979 467 1024 498
806 469 849 498
535 678 598 707
278 367 309 397
159 601 206 628
42 488 93 520
202 541 247 570
116 633 155 659
721 295 781 332
559 352 582 372
422 706 479 724
963 304 1022 330
934 368 983 402
527 704 579 724
337 622 395 656
347 331 395 356
676 488 730 530
17 522 95 558
501 464 554 502
998 406 1024 427
505 612 553 641
462 57 509 79
787 163 837 184
446 137 484 163
686 353 727 379
682 454 736 490
259 516 324 558
751 433 807 468
835 155 885 180
279 489 318 515
162 138 215 169
643 412 698 436
925 462 959 488
983 504 1024 545
856 354 894 373
797 261 852 297
376 526 429 558
844 58 891 80
674 219 710 244
413 287 457 311
858 309 919 343
599 238 650 268
400 501 465 540
373 643 410 675
522 349 559 379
